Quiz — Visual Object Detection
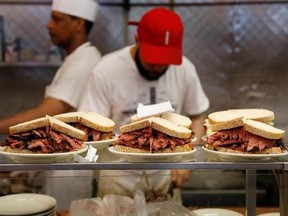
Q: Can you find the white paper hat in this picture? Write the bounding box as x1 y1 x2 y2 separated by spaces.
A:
52 0 99 22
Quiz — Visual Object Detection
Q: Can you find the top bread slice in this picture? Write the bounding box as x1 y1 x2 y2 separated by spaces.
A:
54 111 115 132
151 117 192 139
244 119 285 140
229 108 274 123
53 111 84 123
130 113 160 123
80 112 115 132
208 110 244 132
9 116 86 141
47 115 86 140
120 117 192 139
9 117 50 135
120 117 154 133
161 112 192 128
130 112 192 129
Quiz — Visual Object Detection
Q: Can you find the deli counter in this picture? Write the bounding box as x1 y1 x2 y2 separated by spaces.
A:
0 144 287 216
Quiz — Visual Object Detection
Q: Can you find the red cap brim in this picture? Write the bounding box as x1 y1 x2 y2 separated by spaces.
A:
140 42 182 65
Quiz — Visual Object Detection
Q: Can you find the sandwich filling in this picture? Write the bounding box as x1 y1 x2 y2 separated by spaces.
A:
207 127 285 154
114 127 194 153
69 122 115 141
1 126 83 153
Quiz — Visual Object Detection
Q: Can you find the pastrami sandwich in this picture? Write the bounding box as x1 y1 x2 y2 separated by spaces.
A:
1 115 86 154
113 117 194 153
53 112 115 141
205 111 286 154
204 108 275 137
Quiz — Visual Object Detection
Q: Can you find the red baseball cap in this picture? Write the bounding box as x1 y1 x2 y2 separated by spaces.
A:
129 8 183 65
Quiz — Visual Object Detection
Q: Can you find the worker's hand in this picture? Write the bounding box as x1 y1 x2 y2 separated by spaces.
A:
171 169 191 187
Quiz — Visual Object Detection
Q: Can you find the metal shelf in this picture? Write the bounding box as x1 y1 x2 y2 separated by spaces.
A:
0 61 61 68
0 145 287 171
0 147 287 215
0 161 285 172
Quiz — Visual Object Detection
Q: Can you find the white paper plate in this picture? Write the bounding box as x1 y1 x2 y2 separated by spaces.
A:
202 146 288 161
192 208 244 216
0 145 88 163
84 137 118 150
0 193 56 215
108 146 196 162
257 213 280 216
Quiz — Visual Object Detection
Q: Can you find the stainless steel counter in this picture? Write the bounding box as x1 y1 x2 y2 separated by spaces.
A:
0 145 288 216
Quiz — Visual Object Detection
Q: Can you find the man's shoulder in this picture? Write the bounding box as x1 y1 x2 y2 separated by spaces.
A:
97 46 132 66
168 56 196 73
69 43 101 60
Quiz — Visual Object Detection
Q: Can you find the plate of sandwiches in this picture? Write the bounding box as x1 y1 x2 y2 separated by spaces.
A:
109 116 196 162
0 115 88 163
53 111 116 150
203 109 288 161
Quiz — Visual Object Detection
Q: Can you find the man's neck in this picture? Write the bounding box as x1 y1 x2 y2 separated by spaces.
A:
65 38 88 56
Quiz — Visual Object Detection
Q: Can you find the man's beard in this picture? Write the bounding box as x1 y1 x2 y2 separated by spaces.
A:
135 49 168 81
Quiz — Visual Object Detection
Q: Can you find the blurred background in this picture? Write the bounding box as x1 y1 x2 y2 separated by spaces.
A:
1 0 288 137
0 0 287 210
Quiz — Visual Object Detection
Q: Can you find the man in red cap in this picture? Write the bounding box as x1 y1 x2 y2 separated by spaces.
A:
79 8 210 198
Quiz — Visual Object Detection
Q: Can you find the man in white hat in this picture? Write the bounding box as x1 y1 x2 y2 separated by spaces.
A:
0 0 100 133
43 0 102 210
0 0 101 209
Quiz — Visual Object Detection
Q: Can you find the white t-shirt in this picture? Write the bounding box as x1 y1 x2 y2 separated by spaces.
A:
45 42 101 108
79 46 209 130
79 45 210 198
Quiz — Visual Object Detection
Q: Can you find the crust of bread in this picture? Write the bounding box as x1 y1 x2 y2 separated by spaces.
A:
3 146 40 154
120 118 153 133
161 112 192 128
205 144 244 154
9 117 50 135
114 145 150 153
244 119 285 140
151 117 191 139
114 143 193 153
3 146 70 154
80 112 115 132
47 115 86 140
53 112 83 123
229 108 274 123
205 144 283 154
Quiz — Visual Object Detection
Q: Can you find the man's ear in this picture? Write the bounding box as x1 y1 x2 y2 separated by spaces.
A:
74 18 85 31
134 34 140 45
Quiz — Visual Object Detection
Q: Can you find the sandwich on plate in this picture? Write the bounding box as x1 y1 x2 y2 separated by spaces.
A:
113 117 194 153
204 108 275 137
205 110 286 154
53 112 115 142
1 115 86 153
130 112 192 129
